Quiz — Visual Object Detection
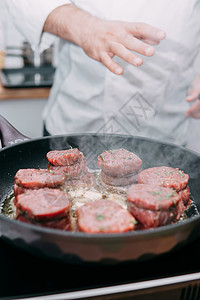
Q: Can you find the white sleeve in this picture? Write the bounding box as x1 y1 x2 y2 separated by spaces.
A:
5 0 72 51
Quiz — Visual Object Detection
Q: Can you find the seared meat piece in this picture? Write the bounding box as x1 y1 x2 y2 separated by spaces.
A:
48 153 88 180
127 184 185 229
48 150 95 189
101 171 137 186
77 199 136 233
98 148 142 187
14 168 66 189
16 214 71 231
97 148 142 177
14 168 66 196
137 166 189 191
46 148 80 166
15 188 71 222
14 184 27 197
179 185 191 208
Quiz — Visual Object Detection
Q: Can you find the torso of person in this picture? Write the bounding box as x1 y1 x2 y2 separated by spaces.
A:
43 0 200 146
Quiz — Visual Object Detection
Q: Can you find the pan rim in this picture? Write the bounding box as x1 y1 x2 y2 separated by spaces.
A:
1 131 200 161
0 132 200 240
1 131 200 155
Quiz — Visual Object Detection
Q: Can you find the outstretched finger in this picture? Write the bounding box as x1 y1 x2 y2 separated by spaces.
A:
100 52 123 75
130 22 166 43
124 35 155 57
186 90 199 102
109 42 143 66
142 38 161 45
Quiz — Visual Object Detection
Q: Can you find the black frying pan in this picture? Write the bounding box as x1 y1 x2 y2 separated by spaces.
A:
0 115 200 264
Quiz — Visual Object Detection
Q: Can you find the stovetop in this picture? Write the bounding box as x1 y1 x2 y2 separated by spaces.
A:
1 236 200 300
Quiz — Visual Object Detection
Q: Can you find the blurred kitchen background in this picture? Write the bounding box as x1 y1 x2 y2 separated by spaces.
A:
0 2 57 138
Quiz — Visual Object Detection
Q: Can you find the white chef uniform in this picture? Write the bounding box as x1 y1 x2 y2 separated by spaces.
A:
6 0 200 146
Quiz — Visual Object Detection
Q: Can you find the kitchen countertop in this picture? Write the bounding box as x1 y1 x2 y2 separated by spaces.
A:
0 79 50 100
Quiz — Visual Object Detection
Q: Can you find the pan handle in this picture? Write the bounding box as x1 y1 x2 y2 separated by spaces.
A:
0 115 30 148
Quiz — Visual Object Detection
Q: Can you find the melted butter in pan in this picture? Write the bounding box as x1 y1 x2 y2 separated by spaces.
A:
1 193 16 219
66 170 127 211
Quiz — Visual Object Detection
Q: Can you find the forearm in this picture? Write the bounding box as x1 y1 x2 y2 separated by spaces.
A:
43 4 92 48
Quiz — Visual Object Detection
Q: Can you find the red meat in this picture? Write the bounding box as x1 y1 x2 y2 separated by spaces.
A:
77 200 136 233
127 184 185 229
137 166 189 191
48 153 88 180
46 148 81 166
179 185 191 208
14 183 27 197
14 168 66 189
101 171 137 186
16 214 71 231
97 148 142 177
15 188 71 222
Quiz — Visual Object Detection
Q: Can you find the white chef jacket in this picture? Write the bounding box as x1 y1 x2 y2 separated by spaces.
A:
6 0 200 146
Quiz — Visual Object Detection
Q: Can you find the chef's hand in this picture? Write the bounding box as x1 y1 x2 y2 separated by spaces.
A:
43 4 166 75
185 75 200 119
